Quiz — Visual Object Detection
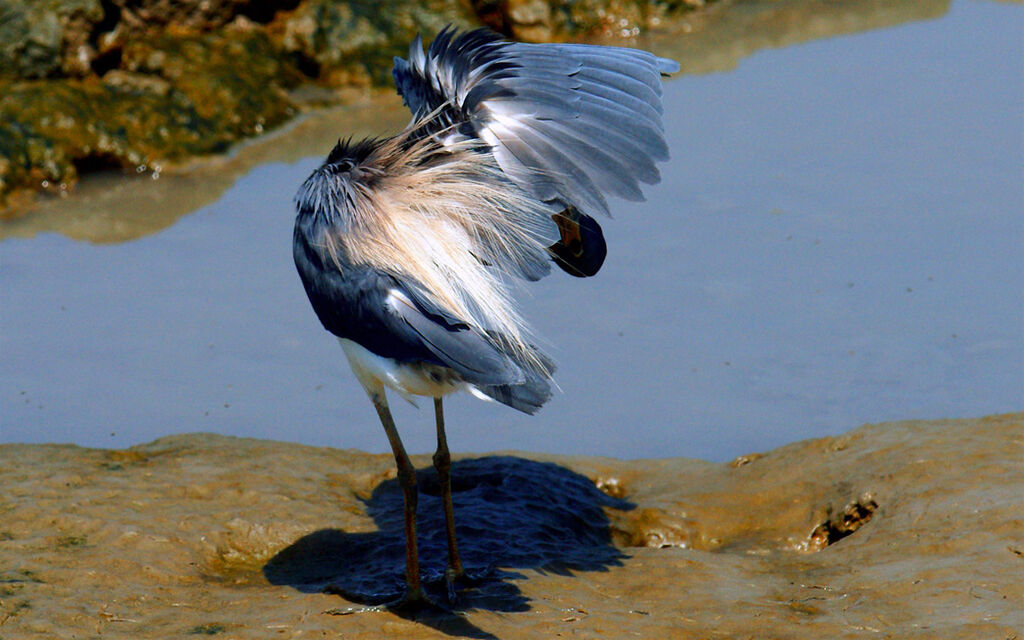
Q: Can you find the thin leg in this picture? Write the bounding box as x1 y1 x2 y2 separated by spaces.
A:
433 397 464 580
371 391 425 604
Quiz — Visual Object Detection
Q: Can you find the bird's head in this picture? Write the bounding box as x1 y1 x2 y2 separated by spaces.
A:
294 137 382 223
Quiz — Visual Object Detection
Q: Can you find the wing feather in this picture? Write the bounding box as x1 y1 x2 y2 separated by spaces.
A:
386 288 525 385
392 27 678 219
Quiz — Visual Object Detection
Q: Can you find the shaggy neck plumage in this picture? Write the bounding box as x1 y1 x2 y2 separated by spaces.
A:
293 118 557 375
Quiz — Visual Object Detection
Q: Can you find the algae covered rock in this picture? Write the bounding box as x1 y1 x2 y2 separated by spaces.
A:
0 0 479 211
473 0 708 41
0 0 104 78
0 0 713 214
268 0 477 87
117 29 299 135
0 29 298 202
110 0 258 32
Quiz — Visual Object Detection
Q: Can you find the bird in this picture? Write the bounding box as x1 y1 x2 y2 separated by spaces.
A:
292 26 677 608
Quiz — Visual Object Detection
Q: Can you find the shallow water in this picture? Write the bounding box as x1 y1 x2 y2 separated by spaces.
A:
1 0 1021 460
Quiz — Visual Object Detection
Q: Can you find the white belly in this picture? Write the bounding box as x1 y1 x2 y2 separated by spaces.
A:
338 338 467 400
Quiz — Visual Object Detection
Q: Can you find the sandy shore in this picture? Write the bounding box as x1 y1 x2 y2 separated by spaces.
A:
1 413 1021 638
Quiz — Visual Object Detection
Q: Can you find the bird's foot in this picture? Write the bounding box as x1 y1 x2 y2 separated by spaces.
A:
379 587 451 618
447 566 490 587
438 565 494 604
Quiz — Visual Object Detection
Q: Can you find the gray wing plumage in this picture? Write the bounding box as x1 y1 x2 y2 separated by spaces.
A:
293 228 519 386
395 282 555 413
392 27 679 217
388 282 525 386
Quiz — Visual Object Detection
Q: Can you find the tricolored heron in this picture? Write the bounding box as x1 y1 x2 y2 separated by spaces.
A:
293 26 677 607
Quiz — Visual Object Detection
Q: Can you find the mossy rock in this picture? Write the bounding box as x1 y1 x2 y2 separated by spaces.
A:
119 28 300 130
268 0 477 86
0 29 297 206
0 0 714 212
0 0 104 79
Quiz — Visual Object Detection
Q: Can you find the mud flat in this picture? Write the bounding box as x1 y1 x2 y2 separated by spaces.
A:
1 413 1021 638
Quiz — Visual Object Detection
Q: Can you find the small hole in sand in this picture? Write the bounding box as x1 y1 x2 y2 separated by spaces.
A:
808 496 878 550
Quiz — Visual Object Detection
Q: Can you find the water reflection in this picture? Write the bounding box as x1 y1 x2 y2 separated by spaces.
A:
639 0 951 75
0 0 952 244
0 95 411 243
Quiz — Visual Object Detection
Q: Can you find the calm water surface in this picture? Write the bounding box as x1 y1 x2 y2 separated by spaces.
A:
2 1 1021 460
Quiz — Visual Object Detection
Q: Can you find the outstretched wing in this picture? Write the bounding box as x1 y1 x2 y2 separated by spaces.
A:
392 26 679 217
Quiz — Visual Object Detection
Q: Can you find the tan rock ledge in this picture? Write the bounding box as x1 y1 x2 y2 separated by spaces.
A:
1 413 1021 638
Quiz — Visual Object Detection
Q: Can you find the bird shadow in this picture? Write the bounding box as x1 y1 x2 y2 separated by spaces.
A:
263 456 634 636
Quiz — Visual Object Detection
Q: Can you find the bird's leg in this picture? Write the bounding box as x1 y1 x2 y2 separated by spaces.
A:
371 391 425 605
433 397 465 581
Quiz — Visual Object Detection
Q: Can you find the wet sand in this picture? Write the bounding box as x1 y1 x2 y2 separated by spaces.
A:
1 413 1020 638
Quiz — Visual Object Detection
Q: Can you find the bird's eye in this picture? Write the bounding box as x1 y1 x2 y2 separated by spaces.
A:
334 160 354 173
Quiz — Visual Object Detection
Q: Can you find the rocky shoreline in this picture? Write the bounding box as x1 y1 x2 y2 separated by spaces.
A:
1 413 1020 638
0 0 953 218
0 0 716 213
